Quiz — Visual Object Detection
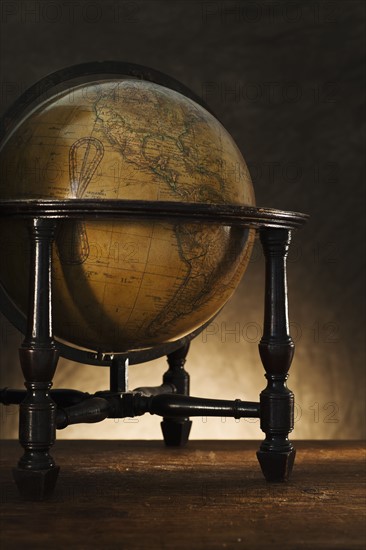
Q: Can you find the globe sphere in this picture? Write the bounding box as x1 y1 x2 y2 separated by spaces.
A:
0 76 255 353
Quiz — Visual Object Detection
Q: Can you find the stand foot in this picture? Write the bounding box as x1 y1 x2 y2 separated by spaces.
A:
13 465 60 501
256 448 296 482
161 418 192 447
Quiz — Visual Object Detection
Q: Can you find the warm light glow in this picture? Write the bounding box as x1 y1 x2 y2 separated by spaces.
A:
1 253 363 440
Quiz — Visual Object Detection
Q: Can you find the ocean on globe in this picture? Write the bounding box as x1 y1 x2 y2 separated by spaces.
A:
0 77 255 352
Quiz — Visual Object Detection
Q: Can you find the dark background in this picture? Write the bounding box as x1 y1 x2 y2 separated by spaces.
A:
0 0 364 440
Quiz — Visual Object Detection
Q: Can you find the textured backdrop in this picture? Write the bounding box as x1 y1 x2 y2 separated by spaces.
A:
0 0 364 440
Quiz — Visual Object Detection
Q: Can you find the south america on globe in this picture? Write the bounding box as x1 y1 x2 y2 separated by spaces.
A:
0 78 255 352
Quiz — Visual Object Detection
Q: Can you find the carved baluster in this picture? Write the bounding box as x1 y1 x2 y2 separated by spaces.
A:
256 227 296 481
13 218 60 500
161 342 192 446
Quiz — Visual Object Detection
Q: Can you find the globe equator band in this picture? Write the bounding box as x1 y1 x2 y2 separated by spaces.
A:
0 199 308 229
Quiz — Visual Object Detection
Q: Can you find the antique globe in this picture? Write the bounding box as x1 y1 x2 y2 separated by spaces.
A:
0 64 255 354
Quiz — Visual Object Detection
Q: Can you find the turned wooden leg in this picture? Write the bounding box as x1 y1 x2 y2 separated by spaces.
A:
161 343 192 446
256 227 296 482
12 218 60 500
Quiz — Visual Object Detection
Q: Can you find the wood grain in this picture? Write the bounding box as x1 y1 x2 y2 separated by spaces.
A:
0 440 365 549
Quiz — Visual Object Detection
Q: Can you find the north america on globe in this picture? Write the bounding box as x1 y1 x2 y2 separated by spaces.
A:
0 78 255 352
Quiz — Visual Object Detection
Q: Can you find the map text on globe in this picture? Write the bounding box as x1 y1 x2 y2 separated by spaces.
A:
0 78 255 352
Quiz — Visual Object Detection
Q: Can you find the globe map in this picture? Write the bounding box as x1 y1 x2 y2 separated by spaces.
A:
0 78 255 352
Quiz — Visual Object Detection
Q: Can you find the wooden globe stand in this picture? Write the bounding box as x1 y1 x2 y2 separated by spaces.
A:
0 199 307 500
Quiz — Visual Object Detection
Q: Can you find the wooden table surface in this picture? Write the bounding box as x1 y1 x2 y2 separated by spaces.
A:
0 440 365 550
